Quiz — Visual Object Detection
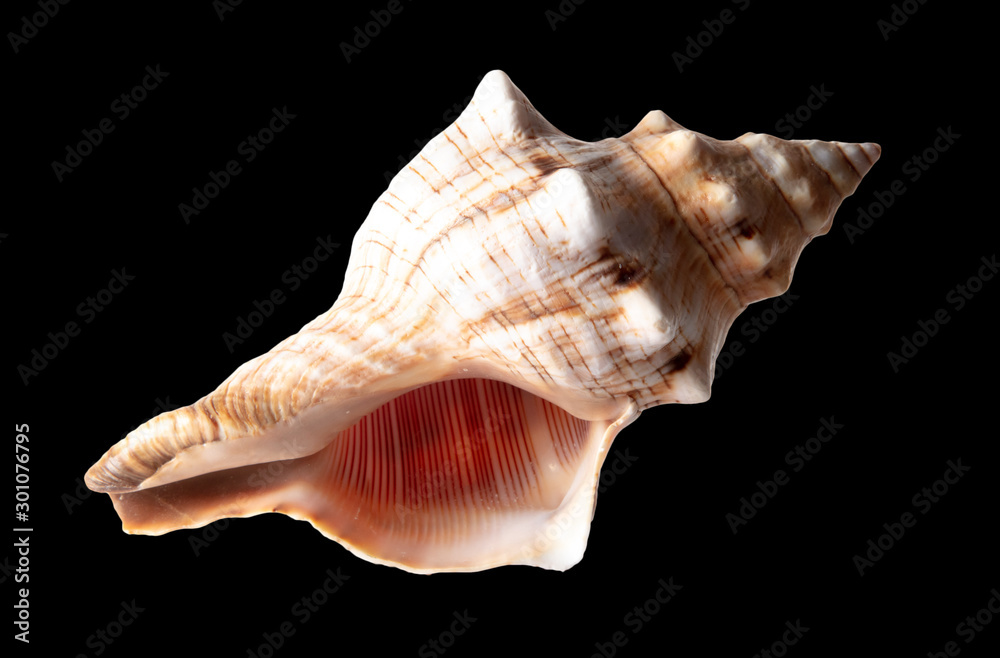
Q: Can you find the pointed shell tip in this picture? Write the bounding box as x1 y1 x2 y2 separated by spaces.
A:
863 142 882 161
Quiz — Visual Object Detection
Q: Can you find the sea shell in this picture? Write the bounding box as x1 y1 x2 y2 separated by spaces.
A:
85 70 880 573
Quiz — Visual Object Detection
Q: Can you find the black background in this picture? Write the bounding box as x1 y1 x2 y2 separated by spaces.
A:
7 1 995 656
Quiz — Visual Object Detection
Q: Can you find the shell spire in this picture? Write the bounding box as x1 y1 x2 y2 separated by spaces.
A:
623 116 880 305
85 70 879 573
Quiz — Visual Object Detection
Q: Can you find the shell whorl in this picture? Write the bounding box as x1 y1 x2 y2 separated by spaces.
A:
338 70 879 408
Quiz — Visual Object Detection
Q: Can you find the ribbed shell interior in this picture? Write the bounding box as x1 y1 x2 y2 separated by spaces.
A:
113 378 609 572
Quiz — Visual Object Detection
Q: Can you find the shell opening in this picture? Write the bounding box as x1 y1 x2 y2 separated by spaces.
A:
110 378 624 573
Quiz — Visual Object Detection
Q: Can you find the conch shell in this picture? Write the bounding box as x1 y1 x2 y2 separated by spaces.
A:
85 70 879 573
